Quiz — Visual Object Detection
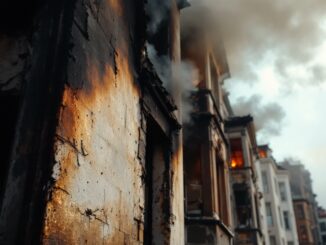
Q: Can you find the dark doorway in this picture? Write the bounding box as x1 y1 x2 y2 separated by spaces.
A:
144 117 170 244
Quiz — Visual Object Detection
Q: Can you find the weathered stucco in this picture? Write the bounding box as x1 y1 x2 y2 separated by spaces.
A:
42 0 184 244
43 1 144 243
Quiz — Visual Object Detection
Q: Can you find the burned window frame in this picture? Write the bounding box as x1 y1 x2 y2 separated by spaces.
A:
233 183 253 227
229 137 245 169
184 138 203 216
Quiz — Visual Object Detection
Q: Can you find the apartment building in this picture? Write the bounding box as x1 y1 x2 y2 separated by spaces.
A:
225 115 266 245
255 154 270 245
318 207 326 244
181 3 234 244
283 162 320 245
259 146 299 245
0 0 189 244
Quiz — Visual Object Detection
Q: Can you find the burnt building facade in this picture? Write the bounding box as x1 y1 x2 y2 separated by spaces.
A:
225 116 266 245
1 1 297 245
0 0 189 244
181 2 234 244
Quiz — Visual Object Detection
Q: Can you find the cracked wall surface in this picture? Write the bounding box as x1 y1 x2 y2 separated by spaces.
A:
0 0 184 243
42 0 145 243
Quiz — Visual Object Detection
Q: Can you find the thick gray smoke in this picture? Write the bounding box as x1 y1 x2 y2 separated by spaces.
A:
147 0 326 133
280 157 303 167
181 0 326 139
182 0 326 86
145 0 171 34
232 95 286 139
146 43 198 122
145 0 187 34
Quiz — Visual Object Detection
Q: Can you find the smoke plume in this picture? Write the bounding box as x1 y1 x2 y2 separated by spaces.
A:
182 0 326 86
232 95 286 139
145 0 171 34
281 157 303 167
146 43 198 122
180 0 326 140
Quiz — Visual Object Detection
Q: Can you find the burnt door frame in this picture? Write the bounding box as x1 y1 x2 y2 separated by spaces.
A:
138 69 181 244
143 116 171 244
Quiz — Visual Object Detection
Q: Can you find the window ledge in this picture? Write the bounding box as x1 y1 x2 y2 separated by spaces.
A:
185 216 234 238
235 227 263 236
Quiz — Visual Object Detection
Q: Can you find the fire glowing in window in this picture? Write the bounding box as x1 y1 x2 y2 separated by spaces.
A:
230 138 244 168
258 149 267 158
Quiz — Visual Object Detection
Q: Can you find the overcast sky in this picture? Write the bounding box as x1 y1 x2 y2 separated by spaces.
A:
225 61 326 207
217 1 326 207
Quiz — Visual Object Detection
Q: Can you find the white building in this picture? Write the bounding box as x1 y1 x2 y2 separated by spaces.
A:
255 157 270 245
258 145 299 245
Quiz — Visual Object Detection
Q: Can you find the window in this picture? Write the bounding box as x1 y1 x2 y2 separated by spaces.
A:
320 222 326 232
296 204 305 219
262 171 269 193
258 148 267 158
234 185 252 227
230 138 244 169
299 225 308 241
322 235 326 243
266 202 273 226
274 178 278 194
185 141 203 215
184 124 230 227
279 182 287 201
269 235 276 245
278 207 283 228
283 211 291 230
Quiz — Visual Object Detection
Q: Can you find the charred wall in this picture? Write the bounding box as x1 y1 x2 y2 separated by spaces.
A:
42 0 183 244
0 0 184 244
0 1 33 206
42 0 146 244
